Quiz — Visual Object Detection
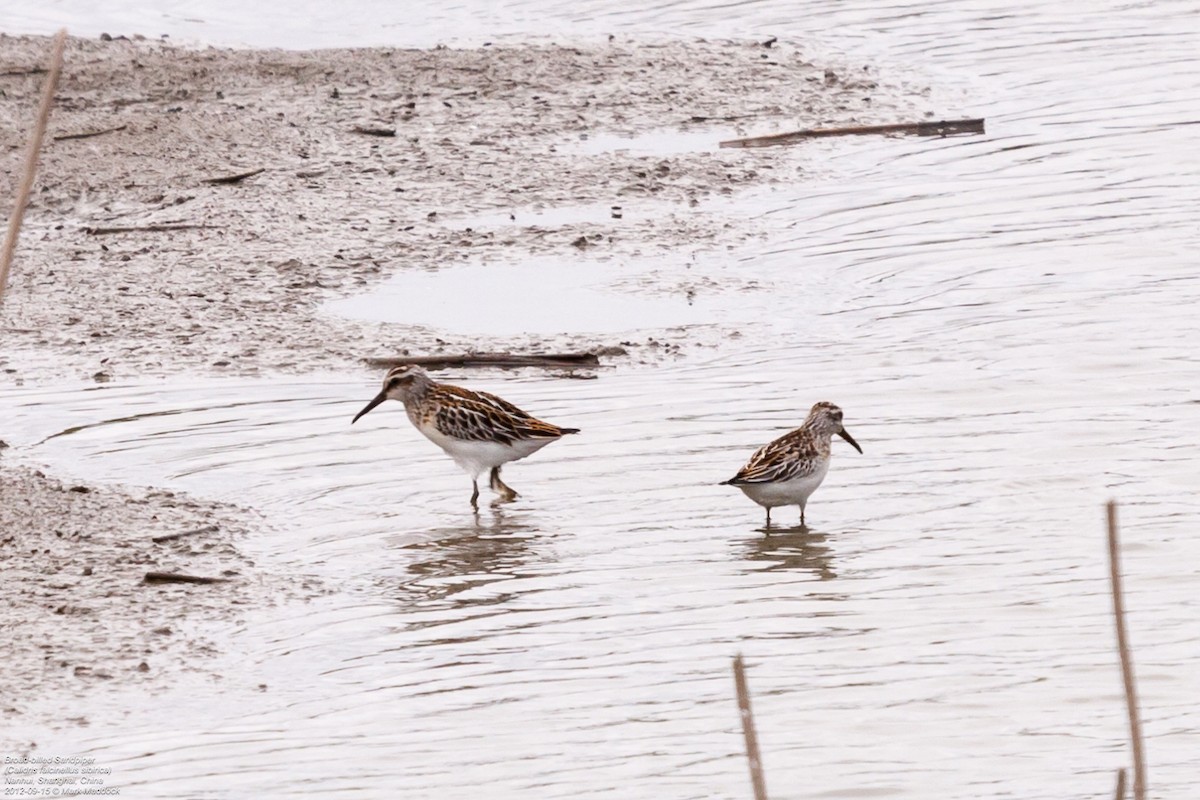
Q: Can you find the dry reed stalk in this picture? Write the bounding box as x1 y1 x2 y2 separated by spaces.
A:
366 352 602 370
0 30 67 304
1114 767 1127 800
718 118 985 148
143 571 228 585
151 523 220 544
732 654 768 800
1107 501 1146 800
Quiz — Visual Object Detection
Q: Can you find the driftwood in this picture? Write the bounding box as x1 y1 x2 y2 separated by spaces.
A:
203 167 265 185
352 125 397 138
688 114 758 123
1 30 65 304
732 655 768 800
1107 502 1147 800
720 118 985 148
152 523 219 544
85 223 219 235
53 124 127 142
144 571 227 585
366 352 601 370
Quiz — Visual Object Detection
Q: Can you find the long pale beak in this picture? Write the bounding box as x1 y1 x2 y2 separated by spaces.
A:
352 392 388 424
838 428 863 454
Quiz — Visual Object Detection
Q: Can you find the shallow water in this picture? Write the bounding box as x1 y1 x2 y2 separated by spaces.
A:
324 255 706 336
5 1 1200 798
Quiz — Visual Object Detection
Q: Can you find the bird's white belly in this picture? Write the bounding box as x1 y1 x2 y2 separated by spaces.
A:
737 459 830 509
417 425 552 477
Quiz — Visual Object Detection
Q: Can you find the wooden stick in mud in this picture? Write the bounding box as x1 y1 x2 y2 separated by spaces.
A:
152 523 219 544
53 124 127 141
0 67 48 77
1107 501 1146 800
0 29 67 304
203 167 266 185
688 114 759 123
1114 768 1127 800
352 125 397 137
85 223 220 235
719 117 985 148
732 654 769 800
366 352 601 370
144 571 228 585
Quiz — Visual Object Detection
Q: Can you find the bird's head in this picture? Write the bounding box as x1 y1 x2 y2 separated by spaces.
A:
352 364 431 424
807 401 863 453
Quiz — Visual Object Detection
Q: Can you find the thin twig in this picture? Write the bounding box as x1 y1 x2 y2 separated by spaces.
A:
0 29 67 304
53 124 127 141
733 654 768 800
1114 767 1127 800
152 523 219 544
687 114 758 123
1107 501 1146 800
85 223 219 235
0 67 48 77
719 118 985 148
144 571 228 585
203 167 265 185
366 352 601 370
352 125 396 137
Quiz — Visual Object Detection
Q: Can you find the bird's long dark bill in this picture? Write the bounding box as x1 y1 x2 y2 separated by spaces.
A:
838 428 863 454
352 392 388 424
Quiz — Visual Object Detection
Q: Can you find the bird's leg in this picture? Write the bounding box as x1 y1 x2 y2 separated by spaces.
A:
490 466 518 502
765 507 772 532
799 503 806 528
470 479 480 508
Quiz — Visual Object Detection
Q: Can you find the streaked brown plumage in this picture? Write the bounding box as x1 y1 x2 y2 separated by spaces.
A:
722 401 862 528
353 365 579 505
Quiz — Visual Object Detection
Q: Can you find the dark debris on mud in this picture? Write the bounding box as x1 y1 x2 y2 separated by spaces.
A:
0 463 316 749
0 32 934 744
0 33 932 382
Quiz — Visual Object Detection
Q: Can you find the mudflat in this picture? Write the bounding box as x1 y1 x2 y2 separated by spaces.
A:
0 32 931 746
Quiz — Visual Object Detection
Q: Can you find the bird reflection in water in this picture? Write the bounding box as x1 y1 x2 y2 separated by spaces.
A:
394 506 548 610
742 526 837 580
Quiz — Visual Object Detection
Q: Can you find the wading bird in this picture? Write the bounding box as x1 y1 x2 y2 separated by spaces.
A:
722 401 862 528
352 365 579 506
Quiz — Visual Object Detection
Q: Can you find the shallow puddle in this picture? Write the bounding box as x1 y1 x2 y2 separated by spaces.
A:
5 1 1200 799
324 256 706 336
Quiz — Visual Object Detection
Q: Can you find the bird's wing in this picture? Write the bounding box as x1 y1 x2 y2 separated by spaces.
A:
474 389 535 420
725 429 819 484
435 386 566 442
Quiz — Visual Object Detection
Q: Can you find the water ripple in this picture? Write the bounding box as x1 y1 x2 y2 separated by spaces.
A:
3 1 1200 798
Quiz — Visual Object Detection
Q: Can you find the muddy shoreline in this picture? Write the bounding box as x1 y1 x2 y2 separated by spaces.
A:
0 32 933 747
1 32 931 380
0 462 290 748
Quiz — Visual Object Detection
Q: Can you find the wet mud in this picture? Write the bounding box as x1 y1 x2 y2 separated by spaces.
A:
0 32 932 746
1 33 931 380
0 463 313 749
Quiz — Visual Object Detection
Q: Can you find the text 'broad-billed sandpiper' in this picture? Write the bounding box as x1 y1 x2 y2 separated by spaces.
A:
353 365 580 506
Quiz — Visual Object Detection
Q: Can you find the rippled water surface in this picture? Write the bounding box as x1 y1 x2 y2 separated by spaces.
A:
4 2 1200 798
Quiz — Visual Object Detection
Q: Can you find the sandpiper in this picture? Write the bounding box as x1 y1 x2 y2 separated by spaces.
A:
352 365 580 506
721 401 862 528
